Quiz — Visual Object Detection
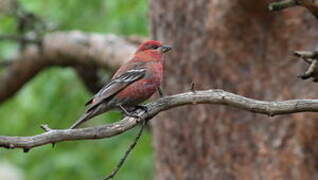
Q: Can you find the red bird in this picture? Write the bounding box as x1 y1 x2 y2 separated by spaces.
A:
70 40 172 129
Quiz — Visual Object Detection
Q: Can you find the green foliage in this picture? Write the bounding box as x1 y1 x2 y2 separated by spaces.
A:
20 0 148 35
0 0 151 179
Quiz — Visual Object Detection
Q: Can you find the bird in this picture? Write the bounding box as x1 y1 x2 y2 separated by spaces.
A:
69 40 172 129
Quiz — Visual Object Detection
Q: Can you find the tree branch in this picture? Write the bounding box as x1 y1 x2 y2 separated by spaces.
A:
0 31 137 103
1 89 318 151
104 120 147 180
269 0 318 19
294 50 318 60
294 50 318 82
269 0 318 81
268 0 299 11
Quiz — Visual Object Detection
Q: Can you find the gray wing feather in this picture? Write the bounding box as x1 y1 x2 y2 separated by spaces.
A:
85 69 146 112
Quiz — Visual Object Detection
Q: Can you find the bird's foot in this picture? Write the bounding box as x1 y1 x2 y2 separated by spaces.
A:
134 105 150 123
134 105 148 113
120 105 141 119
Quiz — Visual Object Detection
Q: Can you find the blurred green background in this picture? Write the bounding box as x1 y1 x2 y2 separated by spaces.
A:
0 0 152 179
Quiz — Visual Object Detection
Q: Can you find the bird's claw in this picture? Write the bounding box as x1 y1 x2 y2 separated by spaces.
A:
120 105 142 119
135 105 148 113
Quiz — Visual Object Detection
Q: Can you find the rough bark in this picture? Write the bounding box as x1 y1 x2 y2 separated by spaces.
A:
150 0 318 179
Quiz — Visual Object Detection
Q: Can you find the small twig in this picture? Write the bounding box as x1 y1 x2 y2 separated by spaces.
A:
298 59 318 79
103 120 146 180
3 0 48 51
190 81 196 93
269 0 299 11
40 124 53 132
302 58 313 64
269 0 318 19
40 124 55 148
294 51 318 60
293 50 318 82
157 87 164 97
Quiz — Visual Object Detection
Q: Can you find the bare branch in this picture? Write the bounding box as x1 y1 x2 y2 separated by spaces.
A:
294 50 318 60
104 120 146 180
299 59 318 79
269 0 318 19
1 89 318 150
268 0 299 11
0 31 138 103
294 50 318 82
270 0 318 82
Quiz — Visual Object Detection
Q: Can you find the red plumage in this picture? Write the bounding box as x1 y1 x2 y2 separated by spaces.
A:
70 40 172 129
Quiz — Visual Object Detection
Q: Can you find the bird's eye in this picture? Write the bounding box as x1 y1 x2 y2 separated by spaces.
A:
151 45 159 49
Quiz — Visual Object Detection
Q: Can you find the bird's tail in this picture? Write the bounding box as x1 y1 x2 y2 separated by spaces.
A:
69 112 93 129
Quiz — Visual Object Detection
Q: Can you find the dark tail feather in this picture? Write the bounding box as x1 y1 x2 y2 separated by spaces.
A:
70 112 92 129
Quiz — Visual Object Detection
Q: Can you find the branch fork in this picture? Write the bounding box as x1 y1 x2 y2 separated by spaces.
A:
294 51 318 82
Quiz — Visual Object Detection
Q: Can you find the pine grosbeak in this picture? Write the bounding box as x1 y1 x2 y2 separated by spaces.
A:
70 40 171 129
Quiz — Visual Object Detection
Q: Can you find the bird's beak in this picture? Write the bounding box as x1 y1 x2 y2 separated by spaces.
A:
160 45 172 53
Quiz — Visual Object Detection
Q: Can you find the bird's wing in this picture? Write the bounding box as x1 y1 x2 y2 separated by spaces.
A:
85 68 146 112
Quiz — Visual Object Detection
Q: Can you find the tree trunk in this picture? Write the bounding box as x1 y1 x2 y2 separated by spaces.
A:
150 0 318 179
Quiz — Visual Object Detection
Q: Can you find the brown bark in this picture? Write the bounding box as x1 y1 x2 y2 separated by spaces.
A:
150 0 318 179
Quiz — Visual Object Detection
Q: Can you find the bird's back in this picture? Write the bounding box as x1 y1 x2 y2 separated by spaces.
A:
113 60 163 106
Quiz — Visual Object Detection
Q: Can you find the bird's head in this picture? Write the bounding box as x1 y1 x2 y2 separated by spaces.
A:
135 40 172 55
